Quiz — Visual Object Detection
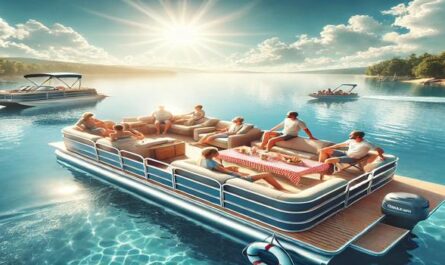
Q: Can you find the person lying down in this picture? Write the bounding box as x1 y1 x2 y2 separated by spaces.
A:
199 147 287 191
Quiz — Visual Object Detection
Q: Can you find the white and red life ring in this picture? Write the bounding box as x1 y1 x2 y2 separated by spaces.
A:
246 241 293 265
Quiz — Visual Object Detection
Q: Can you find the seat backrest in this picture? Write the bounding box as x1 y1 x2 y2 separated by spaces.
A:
275 137 333 154
171 159 234 186
216 120 232 130
62 126 102 142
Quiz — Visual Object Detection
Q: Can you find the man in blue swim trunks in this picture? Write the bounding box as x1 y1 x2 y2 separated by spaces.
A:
319 130 385 173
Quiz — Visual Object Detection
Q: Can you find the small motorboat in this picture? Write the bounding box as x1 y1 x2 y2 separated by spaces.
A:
0 72 105 108
309 83 359 99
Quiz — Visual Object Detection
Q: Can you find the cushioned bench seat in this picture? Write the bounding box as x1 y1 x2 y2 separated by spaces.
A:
252 137 333 160
63 126 103 142
171 159 234 186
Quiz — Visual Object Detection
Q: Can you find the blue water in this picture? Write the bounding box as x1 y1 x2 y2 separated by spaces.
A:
1 74 444 265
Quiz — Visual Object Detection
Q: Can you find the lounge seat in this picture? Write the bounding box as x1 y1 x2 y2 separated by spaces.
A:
62 126 103 142
123 116 219 136
96 137 172 158
252 137 334 160
170 118 219 136
225 177 347 202
194 121 263 149
171 159 234 186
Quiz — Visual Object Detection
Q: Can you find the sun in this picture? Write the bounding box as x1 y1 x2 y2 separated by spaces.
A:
162 24 200 47
88 0 256 66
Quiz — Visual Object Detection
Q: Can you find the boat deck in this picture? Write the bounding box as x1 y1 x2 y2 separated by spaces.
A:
240 175 445 253
53 140 445 255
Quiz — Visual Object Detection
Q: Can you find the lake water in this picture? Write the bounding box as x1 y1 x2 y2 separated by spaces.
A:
1 73 444 265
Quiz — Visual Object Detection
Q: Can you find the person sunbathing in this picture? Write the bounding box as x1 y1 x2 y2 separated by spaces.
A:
174 104 206 125
152 105 173 135
319 130 384 173
260 111 317 151
197 116 244 145
122 123 144 140
200 147 286 191
75 112 113 137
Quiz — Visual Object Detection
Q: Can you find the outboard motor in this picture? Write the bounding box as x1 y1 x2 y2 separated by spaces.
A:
382 192 429 229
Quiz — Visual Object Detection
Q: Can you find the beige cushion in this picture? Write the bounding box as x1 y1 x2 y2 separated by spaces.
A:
62 126 102 142
270 146 318 160
237 124 254 135
138 116 155 124
226 177 347 202
202 118 219 127
170 124 203 136
275 138 333 154
171 159 234 185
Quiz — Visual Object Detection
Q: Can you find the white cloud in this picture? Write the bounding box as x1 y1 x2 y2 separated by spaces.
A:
0 17 116 64
232 0 445 71
232 15 389 70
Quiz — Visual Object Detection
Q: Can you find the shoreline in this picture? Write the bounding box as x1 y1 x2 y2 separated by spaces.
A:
366 76 445 87
401 78 445 86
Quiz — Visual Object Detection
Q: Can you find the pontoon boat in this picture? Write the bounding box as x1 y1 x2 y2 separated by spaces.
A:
0 73 105 108
309 84 359 100
50 115 445 265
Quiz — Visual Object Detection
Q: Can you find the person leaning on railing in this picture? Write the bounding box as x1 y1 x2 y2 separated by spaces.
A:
318 130 385 174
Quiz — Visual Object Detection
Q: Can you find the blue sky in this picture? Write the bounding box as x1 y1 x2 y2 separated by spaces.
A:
0 0 444 70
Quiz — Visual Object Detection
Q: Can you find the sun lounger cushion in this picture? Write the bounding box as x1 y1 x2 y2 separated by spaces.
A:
237 124 254 134
202 118 220 127
226 177 347 202
275 138 333 154
171 159 234 186
62 126 102 142
170 124 205 136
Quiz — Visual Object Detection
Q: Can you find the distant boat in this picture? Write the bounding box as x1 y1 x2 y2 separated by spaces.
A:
309 83 359 100
0 72 105 108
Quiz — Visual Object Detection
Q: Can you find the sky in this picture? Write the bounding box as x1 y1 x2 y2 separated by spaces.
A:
0 0 444 71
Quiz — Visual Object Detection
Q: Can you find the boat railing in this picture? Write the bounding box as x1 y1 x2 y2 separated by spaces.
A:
62 133 398 231
3 89 96 102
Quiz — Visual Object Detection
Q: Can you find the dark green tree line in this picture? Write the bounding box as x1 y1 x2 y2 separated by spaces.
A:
366 52 445 78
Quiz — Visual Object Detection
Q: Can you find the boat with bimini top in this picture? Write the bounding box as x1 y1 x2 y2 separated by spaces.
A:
50 110 445 265
0 72 105 108
309 84 359 100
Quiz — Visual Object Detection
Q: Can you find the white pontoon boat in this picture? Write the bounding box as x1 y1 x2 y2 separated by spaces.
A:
0 73 105 108
309 84 359 100
51 115 445 265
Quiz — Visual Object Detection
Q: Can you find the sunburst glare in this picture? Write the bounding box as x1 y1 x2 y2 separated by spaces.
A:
87 0 258 66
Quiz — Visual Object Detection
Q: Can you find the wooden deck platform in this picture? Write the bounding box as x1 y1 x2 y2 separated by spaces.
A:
265 175 445 253
351 223 409 255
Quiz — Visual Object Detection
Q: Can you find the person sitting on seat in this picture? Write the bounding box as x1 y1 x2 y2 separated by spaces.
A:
326 88 333 95
200 147 286 191
122 122 145 140
174 104 206 125
75 112 113 137
152 105 173 135
197 116 244 145
109 124 133 141
319 130 385 173
260 111 317 151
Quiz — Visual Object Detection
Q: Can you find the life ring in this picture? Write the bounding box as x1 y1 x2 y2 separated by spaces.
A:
246 241 293 265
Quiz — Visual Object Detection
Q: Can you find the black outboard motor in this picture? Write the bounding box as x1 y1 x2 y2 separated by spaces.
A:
381 192 429 229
